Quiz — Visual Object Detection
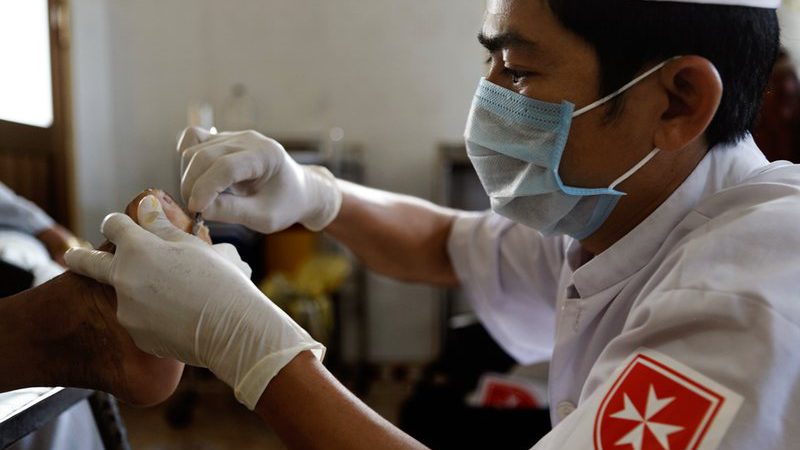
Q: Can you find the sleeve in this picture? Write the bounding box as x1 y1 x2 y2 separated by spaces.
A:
447 210 566 365
529 290 800 450
0 182 54 235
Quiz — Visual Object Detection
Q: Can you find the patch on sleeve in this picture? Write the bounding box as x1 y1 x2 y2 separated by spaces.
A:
593 348 742 450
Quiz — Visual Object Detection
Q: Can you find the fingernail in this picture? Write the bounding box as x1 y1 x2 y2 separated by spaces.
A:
138 195 162 225
63 248 77 267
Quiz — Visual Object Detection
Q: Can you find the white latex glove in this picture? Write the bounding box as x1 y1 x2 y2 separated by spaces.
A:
178 127 342 233
64 195 325 410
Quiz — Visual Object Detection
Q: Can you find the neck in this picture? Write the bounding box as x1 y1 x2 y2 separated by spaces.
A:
580 141 709 255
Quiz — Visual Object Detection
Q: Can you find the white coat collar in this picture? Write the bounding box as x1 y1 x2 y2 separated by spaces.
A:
568 134 770 298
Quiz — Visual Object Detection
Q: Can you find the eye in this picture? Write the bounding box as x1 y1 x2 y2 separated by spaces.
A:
504 68 532 84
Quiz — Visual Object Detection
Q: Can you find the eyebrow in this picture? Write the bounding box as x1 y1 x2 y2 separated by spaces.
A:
478 31 539 53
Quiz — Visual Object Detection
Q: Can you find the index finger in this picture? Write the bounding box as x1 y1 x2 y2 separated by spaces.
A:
178 127 214 179
187 150 261 212
177 126 213 154
179 132 244 192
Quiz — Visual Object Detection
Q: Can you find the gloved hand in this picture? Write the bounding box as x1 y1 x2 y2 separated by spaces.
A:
177 127 343 233
65 195 325 410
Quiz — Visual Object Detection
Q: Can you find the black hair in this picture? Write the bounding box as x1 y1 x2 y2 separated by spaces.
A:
547 0 780 148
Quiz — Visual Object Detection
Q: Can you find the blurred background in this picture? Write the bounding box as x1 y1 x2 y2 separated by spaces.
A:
2 1 800 449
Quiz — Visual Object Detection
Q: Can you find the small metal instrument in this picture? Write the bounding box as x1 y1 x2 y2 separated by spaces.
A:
191 212 204 236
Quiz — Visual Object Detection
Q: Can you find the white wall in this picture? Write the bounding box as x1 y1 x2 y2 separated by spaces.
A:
781 2 800 67
71 0 117 246
71 0 487 362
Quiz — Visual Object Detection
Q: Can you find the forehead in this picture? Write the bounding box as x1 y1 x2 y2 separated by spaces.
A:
486 0 514 15
481 0 596 67
483 0 555 39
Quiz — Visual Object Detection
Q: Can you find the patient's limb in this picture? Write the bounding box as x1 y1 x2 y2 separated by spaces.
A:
124 189 211 243
0 188 208 406
99 188 211 254
0 272 183 406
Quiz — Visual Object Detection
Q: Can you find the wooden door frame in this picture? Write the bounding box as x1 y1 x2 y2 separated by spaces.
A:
50 0 74 227
0 0 73 227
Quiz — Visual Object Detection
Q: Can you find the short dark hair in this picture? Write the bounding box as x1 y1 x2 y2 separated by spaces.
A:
547 0 780 148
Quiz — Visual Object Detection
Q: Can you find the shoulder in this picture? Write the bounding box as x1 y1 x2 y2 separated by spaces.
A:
648 162 800 325
694 161 800 223
667 161 800 266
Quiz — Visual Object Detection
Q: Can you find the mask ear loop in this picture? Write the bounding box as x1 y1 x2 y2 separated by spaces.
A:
609 148 661 191
573 56 680 191
572 57 678 117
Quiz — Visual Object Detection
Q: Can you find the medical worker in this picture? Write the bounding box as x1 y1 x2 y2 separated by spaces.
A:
67 0 800 448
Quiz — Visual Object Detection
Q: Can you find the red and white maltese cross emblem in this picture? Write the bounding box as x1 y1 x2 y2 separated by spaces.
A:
594 352 737 450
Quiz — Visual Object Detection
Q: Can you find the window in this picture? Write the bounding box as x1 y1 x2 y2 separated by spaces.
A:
0 0 54 128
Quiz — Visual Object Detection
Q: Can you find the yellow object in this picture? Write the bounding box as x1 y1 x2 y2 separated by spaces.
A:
264 225 317 277
260 254 352 344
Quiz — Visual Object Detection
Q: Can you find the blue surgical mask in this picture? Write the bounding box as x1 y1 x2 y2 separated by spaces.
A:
464 60 669 240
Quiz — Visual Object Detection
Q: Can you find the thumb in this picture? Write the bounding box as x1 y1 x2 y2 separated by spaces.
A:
137 195 196 243
65 248 114 285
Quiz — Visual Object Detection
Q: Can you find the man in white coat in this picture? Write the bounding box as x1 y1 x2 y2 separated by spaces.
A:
66 0 797 449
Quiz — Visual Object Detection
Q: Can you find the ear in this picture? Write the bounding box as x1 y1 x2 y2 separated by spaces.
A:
653 56 722 152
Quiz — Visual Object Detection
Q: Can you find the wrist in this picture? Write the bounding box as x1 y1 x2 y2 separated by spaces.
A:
300 165 343 232
231 343 325 410
202 290 325 410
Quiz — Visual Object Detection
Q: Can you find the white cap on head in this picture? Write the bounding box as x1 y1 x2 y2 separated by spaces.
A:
645 0 779 8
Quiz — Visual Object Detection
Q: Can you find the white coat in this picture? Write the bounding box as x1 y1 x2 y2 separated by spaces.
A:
447 135 800 449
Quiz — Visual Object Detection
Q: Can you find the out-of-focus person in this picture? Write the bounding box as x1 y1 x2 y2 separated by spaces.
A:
754 48 800 162
0 182 84 284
